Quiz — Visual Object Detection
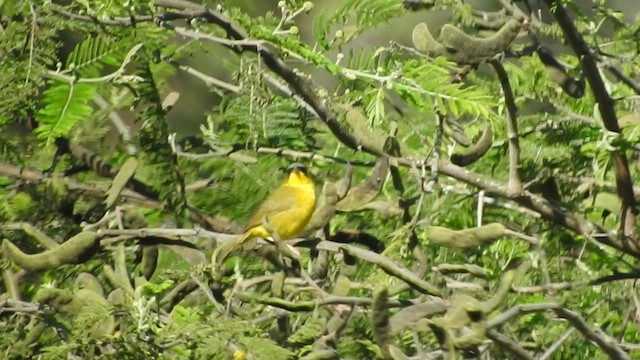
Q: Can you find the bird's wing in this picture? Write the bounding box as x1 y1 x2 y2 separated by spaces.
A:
212 231 253 267
243 185 298 231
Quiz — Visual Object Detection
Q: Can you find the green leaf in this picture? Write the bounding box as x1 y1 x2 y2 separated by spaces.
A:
238 337 293 360
65 35 122 77
141 279 175 296
34 81 97 145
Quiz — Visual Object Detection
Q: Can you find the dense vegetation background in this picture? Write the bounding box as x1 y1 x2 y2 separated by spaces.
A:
1 0 640 359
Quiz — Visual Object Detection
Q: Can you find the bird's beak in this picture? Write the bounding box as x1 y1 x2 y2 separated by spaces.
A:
289 169 303 178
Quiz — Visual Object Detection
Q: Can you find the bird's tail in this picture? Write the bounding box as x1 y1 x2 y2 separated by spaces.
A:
211 231 253 267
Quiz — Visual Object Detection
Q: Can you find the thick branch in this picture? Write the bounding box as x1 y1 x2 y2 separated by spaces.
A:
489 59 522 195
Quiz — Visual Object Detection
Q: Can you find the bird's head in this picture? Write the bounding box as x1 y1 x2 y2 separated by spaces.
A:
284 162 314 187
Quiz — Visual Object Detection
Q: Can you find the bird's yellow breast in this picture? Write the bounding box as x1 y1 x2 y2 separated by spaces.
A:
251 186 315 239
247 169 316 240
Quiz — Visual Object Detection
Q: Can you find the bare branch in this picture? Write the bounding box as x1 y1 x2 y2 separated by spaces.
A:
554 307 630 360
168 59 241 94
235 292 428 312
538 328 575 360
315 241 442 297
92 94 137 155
489 59 522 195
487 329 534 360
487 303 561 328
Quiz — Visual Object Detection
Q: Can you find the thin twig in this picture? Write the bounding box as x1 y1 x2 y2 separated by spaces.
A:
554 307 630 360
604 65 640 95
488 303 561 328
255 146 374 166
0 299 40 313
168 59 241 94
173 140 374 166
236 292 425 311
190 274 225 313
315 241 442 297
25 4 37 86
53 8 154 25
538 328 575 360
92 94 137 155
487 329 534 360
515 269 640 293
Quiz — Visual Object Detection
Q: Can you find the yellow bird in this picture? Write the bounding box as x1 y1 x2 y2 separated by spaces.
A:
213 163 316 265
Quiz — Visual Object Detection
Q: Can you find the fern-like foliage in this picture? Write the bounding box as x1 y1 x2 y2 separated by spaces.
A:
332 0 406 28
0 189 17 222
0 4 60 126
397 58 495 119
33 34 145 145
34 81 97 145
314 0 406 49
64 35 125 77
